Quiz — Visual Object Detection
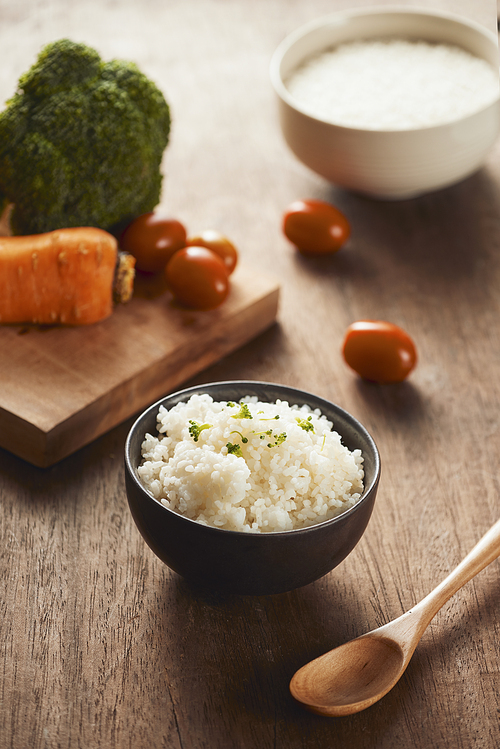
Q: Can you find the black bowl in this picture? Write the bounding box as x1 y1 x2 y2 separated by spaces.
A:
124 381 380 595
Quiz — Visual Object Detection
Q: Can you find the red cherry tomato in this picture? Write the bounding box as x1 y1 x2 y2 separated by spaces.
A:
186 230 238 275
342 320 417 384
121 213 187 273
283 198 350 254
165 246 230 310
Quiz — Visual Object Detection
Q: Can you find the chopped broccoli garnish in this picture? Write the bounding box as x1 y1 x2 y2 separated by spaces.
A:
256 411 280 421
296 415 315 433
0 39 170 235
227 402 236 408
267 432 287 448
253 428 273 440
231 403 253 420
230 430 248 444
226 442 243 457
188 420 212 442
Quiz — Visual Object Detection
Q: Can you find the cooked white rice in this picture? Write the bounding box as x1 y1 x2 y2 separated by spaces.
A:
138 394 364 533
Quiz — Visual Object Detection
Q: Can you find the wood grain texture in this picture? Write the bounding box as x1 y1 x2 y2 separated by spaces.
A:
0 265 279 466
289 519 500 716
1 0 500 747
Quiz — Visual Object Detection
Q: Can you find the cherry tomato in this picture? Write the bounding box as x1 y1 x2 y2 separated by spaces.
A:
283 198 350 254
120 213 187 273
186 230 238 275
165 246 230 310
342 320 417 384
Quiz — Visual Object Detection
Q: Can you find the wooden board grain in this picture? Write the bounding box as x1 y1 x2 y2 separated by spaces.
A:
0 264 279 467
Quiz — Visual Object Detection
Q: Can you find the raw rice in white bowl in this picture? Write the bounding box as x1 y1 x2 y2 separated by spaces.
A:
138 394 364 533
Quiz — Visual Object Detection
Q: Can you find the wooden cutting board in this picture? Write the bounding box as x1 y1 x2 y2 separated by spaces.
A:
0 264 279 467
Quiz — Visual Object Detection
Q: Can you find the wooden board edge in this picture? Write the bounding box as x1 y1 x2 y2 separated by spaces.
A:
3 283 280 467
0 406 47 466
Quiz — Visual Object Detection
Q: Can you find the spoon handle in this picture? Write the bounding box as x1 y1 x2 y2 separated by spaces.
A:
410 517 500 632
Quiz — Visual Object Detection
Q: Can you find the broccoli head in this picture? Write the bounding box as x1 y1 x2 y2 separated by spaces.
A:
0 39 171 235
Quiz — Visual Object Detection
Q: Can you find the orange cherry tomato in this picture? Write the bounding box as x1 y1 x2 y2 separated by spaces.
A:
283 198 350 254
165 246 230 310
342 320 417 384
120 213 187 273
186 230 238 275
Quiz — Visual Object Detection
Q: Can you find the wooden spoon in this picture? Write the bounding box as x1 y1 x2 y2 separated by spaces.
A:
290 518 500 717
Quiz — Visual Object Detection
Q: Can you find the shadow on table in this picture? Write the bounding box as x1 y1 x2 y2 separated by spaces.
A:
339 165 500 282
155 558 500 747
353 378 426 425
155 570 418 748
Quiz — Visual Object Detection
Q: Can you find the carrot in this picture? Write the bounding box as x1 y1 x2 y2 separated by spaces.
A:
0 227 132 325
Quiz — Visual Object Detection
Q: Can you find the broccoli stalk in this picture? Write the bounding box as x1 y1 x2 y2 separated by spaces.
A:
0 39 170 235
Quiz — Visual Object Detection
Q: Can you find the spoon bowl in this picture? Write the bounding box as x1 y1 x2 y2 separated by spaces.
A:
292 635 405 716
290 517 500 715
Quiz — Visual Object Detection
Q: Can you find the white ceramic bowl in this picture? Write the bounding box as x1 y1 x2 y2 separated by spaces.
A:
270 6 500 199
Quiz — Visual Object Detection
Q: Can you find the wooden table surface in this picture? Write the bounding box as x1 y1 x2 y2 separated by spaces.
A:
1 0 500 747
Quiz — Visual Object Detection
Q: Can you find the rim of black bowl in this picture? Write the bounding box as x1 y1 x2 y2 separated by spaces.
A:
124 380 381 538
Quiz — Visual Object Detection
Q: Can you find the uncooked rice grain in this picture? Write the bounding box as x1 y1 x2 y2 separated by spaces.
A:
286 38 500 130
138 394 364 533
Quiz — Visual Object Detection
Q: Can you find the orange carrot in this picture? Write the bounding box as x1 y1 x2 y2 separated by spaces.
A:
0 227 126 325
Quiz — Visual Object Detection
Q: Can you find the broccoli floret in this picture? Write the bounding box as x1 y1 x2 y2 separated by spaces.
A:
226 442 243 457
231 403 253 420
0 39 170 235
188 420 212 442
267 432 287 448
296 415 315 432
